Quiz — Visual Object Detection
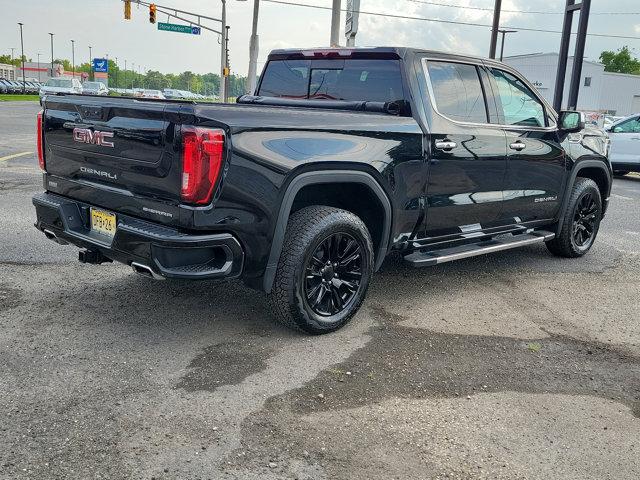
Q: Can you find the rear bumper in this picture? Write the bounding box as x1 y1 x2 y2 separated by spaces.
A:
33 192 244 280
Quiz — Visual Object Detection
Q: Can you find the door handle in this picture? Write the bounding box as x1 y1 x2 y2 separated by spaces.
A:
434 140 457 151
509 141 526 151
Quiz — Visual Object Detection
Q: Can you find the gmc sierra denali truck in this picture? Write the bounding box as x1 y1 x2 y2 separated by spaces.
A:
33 47 612 334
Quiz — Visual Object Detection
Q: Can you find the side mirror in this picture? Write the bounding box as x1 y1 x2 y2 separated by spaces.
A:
559 110 585 133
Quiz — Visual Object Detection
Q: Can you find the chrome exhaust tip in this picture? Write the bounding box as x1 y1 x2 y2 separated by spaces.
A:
131 262 164 280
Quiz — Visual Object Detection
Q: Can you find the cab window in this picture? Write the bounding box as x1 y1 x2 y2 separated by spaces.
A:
426 61 488 123
612 117 640 133
489 68 546 128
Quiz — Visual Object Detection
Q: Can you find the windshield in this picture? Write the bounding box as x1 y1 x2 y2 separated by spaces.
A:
45 78 73 88
83 82 101 88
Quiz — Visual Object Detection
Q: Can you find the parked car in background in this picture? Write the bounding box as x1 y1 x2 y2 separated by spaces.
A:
607 114 640 175
0 79 9 93
82 81 109 96
39 77 83 102
139 89 165 99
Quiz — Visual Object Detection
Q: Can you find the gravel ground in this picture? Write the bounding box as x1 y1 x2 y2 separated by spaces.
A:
1 102 639 480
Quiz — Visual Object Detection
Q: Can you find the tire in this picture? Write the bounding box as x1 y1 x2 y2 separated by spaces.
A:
546 177 602 258
267 206 374 334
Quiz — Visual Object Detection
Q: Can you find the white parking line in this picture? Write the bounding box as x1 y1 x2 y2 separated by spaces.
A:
0 151 33 162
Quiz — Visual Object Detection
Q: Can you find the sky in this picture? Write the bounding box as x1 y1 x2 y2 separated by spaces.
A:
1 0 640 77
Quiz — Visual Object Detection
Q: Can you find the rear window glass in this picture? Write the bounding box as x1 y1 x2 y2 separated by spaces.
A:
258 59 404 103
427 61 487 123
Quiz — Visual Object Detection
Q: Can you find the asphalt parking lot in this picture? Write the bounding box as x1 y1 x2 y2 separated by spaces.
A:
1 101 639 480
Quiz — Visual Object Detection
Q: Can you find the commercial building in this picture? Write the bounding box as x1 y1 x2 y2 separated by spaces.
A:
503 52 640 116
0 63 16 80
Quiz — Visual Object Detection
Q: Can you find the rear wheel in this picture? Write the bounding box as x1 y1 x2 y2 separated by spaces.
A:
267 206 374 334
546 177 602 258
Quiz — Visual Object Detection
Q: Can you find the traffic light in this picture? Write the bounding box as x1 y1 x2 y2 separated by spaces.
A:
149 4 157 24
124 0 131 20
223 67 229 77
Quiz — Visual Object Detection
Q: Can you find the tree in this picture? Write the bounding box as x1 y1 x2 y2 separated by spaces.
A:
599 46 640 74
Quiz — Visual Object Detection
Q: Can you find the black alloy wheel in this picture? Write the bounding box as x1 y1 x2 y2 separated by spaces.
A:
304 233 363 316
572 192 598 249
546 177 602 258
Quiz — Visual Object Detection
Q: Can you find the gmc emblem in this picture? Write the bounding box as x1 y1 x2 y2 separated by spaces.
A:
72 128 114 148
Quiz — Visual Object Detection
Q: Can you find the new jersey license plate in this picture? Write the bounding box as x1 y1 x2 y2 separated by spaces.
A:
90 208 117 238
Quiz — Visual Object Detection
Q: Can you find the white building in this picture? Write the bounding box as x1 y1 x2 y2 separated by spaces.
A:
503 52 640 116
0 63 16 80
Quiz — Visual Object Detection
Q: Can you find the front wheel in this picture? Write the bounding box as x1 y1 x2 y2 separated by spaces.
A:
267 206 374 334
546 177 602 258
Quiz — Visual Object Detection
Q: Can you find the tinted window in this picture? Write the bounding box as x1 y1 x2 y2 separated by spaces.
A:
258 59 404 103
489 68 546 127
613 117 640 133
259 59 310 98
427 61 487 123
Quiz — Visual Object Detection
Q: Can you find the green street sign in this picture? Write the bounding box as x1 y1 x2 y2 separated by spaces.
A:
158 22 201 35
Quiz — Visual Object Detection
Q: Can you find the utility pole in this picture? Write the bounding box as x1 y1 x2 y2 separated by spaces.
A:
10 48 16 63
48 33 54 78
71 39 75 78
225 25 231 99
488 0 502 59
220 0 227 102
89 46 92 81
498 29 517 61
245 0 260 94
115 57 118 88
330 0 341 47
18 23 25 92
36 53 41 81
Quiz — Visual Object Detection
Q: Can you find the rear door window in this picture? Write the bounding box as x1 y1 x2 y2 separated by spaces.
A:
258 58 404 103
426 61 488 123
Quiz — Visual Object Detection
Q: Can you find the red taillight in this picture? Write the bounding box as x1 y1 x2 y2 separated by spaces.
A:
181 126 225 205
37 110 45 171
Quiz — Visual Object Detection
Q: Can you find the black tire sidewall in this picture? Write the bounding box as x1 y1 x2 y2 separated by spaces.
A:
292 218 373 333
568 181 602 254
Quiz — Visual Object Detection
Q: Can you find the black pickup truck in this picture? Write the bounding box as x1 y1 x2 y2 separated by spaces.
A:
33 47 611 334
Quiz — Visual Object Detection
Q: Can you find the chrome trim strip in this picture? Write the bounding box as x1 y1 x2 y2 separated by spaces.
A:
420 57 558 132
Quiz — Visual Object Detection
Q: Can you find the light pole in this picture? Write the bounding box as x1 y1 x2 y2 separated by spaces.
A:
489 0 502 59
245 0 260 94
48 33 54 78
36 53 42 81
89 45 92 80
115 57 118 88
18 23 25 92
498 29 517 61
220 0 227 102
71 39 75 78
330 0 340 46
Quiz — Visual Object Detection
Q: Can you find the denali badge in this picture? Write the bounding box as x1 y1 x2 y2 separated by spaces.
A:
72 127 114 147
80 166 117 180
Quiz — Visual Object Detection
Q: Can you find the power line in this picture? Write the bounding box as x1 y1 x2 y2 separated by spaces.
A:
406 0 640 15
261 0 640 41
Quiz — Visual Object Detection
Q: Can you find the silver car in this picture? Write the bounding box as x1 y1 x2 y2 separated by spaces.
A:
39 77 83 102
82 81 109 96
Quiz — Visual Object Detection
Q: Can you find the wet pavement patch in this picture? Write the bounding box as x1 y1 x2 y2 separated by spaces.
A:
175 340 275 392
227 307 640 477
272 306 640 415
0 282 23 311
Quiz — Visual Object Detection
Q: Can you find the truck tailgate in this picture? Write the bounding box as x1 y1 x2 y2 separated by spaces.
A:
43 95 181 204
